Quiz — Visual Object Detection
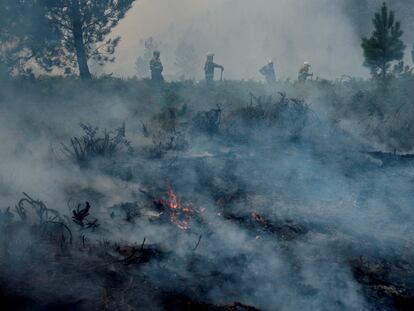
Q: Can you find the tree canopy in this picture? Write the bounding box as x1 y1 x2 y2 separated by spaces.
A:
361 2 406 81
0 0 136 79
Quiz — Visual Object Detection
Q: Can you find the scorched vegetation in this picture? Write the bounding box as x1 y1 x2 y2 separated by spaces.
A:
1 76 414 310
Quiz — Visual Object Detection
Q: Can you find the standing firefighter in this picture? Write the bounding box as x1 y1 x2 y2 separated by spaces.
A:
150 50 164 85
204 53 224 82
260 60 276 85
298 62 313 82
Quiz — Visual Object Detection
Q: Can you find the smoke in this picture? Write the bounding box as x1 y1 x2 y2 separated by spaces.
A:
110 0 367 80
1 76 414 309
1 2 414 309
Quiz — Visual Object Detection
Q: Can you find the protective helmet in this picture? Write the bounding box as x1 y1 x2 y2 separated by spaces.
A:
304 61 311 67
207 52 215 59
268 59 274 64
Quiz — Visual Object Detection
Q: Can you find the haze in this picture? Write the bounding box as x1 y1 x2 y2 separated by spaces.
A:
110 0 366 80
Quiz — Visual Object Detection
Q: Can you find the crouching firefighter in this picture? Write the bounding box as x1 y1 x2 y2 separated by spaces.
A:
150 50 164 85
298 62 313 83
204 53 224 83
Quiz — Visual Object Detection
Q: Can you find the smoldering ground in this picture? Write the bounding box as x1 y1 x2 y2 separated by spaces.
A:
0 78 414 310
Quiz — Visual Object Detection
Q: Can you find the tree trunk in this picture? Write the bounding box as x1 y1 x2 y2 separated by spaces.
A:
71 0 91 80
381 61 386 83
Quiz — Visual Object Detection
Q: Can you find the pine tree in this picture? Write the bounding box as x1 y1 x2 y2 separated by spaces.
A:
39 0 135 80
0 0 53 75
361 2 406 81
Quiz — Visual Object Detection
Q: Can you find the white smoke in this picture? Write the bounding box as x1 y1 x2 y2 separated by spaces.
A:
109 0 367 80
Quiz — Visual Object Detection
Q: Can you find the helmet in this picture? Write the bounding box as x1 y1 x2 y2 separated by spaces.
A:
207 52 215 59
153 50 160 57
304 61 311 67
268 59 274 64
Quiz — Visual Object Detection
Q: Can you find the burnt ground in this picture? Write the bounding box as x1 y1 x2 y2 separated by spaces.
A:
1 82 414 310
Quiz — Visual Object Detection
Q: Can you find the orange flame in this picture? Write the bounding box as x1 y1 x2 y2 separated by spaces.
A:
164 188 193 230
166 189 179 209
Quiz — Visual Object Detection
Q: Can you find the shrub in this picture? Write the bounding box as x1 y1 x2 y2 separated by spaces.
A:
62 123 133 167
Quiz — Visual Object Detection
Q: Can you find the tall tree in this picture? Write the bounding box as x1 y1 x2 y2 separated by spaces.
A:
361 2 406 81
39 0 135 80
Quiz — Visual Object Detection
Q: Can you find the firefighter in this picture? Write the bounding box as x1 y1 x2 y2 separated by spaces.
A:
204 52 224 82
260 60 276 85
298 62 313 82
150 50 164 84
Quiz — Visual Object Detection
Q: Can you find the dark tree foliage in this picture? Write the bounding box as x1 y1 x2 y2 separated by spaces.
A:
1 0 135 79
40 0 136 80
0 0 54 75
361 2 406 81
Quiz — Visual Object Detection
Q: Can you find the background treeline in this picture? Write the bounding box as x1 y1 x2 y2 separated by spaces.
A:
2 1 414 81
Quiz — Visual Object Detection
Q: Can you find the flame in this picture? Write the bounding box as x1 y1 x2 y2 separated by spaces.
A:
164 188 193 230
166 188 179 209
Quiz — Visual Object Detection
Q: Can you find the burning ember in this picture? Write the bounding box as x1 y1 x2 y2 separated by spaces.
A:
251 212 268 226
162 187 193 230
